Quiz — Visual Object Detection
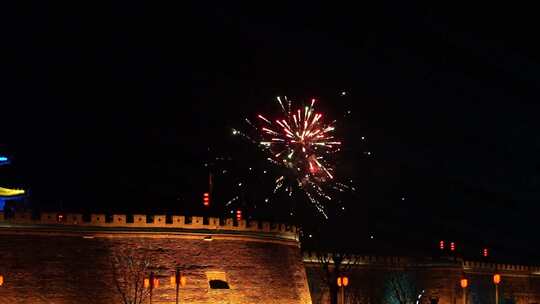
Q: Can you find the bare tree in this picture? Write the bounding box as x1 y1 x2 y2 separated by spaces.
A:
344 269 385 304
110 250 154 304
315 251 362 304
384 270 422 304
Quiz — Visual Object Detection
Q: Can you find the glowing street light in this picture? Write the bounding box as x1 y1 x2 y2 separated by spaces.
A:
170 268 187 304
337 276 349 304
493 273 501 304
0 274 4 286
144 272 159 304
460 278 468 304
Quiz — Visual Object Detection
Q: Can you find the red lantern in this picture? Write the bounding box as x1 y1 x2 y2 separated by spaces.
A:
337 276 349 287
180 276 187 287
203 192 210 206
236 209 242 221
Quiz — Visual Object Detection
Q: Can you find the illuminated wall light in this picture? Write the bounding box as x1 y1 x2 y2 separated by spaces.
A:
0 274 4 286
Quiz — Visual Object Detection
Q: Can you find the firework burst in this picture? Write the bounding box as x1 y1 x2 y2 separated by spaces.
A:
234 96 352 218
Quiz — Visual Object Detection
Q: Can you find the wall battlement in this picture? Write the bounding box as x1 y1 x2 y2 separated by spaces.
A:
463 260 540 274
303 252 540 275
0 211 298 241
0 211 311 304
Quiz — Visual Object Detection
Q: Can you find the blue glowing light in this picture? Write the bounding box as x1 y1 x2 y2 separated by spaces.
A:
0 199 5 211
0 156 9 166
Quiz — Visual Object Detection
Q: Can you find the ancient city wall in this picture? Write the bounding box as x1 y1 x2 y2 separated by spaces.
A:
0 212 311 304
303 252 540 304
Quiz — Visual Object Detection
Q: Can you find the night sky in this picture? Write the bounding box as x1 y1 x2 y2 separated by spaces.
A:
2 3 540 262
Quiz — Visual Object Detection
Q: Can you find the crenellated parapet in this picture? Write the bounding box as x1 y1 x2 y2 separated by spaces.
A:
463 260 540 274
0 211 299 241
303 251 411 267
303 251 540 275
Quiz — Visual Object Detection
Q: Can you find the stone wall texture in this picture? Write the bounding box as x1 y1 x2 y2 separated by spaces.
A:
0 214 311 304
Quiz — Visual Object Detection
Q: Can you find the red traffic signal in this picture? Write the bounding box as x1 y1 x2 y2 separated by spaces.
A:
203 192 210 206
450 242 456 251
236 209 242 221
439 240 445 250
483 248 489 257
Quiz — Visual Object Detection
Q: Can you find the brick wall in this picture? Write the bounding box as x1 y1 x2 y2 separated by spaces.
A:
0 224 311 304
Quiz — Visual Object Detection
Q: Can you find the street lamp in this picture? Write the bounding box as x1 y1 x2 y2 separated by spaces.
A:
144 272 159 304
337 276 349 304
493 274 501 304
170 268 187 304
460 277 468 304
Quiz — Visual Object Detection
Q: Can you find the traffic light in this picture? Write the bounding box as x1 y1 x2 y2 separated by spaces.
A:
203 192 210 207
439 240 445 250
236 209 242 221
450 242 456 251
483 248 489 257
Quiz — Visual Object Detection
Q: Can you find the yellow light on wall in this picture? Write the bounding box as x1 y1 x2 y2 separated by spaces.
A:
460 278 468 288
144 278 150 288
0 275 4 286
493 274 501 285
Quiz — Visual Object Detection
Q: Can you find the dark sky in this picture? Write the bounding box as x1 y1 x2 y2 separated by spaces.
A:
2 3 540 261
